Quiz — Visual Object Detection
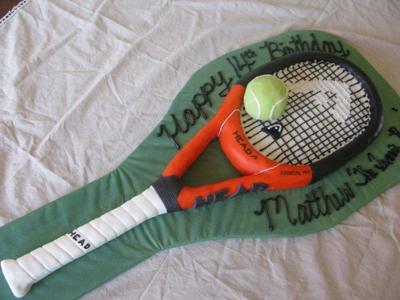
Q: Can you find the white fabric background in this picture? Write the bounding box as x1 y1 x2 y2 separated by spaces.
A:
0 0 399 299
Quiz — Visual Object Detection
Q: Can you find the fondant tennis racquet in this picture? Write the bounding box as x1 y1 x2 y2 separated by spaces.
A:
1 52 383 297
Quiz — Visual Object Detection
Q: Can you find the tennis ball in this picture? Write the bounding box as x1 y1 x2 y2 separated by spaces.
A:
244 75 288 120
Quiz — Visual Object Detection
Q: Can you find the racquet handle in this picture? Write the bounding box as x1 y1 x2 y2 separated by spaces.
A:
1 186 167 298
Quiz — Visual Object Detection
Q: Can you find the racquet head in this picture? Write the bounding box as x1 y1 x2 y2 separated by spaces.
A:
160 52 383 210
237 52 383 182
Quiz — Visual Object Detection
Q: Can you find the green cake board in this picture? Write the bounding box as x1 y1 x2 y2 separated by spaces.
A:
1 30 400 299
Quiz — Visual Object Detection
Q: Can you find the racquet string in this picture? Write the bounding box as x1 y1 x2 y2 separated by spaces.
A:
241 59 372 165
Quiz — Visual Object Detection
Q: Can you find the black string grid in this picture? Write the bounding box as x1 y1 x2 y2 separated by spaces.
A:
241 60 371 165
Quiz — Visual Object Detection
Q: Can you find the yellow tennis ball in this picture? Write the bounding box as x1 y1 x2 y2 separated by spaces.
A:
244 75 288 120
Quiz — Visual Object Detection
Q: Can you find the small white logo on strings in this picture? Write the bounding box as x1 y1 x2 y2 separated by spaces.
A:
287 80 352 123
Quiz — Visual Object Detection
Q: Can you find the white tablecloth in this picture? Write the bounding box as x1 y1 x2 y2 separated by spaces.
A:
0 1 399 299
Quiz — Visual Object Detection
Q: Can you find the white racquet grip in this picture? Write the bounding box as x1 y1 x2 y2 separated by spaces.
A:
1 186 167 298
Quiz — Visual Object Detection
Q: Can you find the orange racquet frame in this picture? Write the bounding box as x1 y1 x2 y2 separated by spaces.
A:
162 84 312 210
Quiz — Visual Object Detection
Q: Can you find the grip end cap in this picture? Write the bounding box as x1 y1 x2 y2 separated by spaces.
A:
1 259 33 298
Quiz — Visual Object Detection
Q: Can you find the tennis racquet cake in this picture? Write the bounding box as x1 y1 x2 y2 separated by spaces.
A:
1 52 383 298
